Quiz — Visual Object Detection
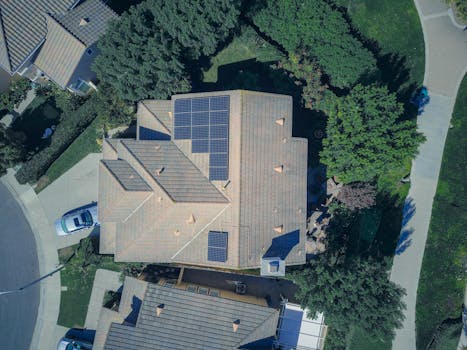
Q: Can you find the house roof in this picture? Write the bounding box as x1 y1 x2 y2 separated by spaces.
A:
102 159 151 192
33 0 117 87
121 139 228 203
0 0 76 74
103 283 279 350
49 0 117 46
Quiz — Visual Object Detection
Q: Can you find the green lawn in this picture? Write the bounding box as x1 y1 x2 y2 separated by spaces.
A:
203 26 283 83
416 76 467 349
11 95 61 152
35 117 102 192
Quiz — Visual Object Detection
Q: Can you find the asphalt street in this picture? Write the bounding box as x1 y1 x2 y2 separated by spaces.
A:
0 183 40 350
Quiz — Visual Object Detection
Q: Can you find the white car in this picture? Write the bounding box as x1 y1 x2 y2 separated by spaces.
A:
57 337 93 350
55 203 99 236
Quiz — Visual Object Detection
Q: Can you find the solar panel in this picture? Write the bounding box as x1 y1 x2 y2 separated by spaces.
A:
191 97 210 112
210 125 228 139
210 153 228 167
209 167 228 181
174 113 191 127
174 127 191 139
192 139 209 153
191 112 209 126
210 96 229 111
174 99 191 113
209 139 228 153
191 126 209 139
207 231 228 262
210 110 229 125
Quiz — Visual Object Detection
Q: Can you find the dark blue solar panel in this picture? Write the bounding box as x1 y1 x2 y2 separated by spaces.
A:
174 113 191 127
208 231 228 262
192 139 209 153
174 99 191 113
209 139 228 153
191 97 210 112
210 125 228 139
191 112 209 126
209 167 228 181
210 96 229 111
210 153 228 167
191 126 209 139
174 127 191 140
210 110 229 125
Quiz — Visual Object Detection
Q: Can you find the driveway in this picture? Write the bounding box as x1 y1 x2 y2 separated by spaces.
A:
38 153 101 249
390 1 467 349
0 183 40 350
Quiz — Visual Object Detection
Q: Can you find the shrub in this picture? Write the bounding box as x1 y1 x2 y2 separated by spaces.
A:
0 78 32 113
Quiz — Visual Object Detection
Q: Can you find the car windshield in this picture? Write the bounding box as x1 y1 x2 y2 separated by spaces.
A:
81 211 93 225
65 343 75 350
61 218 69 233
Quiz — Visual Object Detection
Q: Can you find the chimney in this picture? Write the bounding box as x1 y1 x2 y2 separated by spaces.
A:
156 304 164 316
273 225 284 234
274 165 284 173
79 17 89 26
275 118 285 126
187 214 196 224
233 319 240 332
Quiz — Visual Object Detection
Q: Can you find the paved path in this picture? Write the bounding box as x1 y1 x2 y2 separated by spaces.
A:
390 1 467 350
0 183 40 350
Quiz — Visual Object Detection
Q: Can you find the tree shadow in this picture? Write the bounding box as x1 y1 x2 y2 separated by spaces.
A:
401 197 416 227
395 228 414 255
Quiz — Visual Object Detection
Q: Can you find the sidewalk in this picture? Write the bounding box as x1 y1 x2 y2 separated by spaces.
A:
390 1 467 349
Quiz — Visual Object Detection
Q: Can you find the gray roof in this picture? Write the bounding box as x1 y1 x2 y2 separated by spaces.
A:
0 0 76 73
50 0 117 46
104 283 279 350
102 159 151 192
121 140 228 203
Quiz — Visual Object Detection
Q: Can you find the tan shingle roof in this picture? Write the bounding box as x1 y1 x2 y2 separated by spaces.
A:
102 159 151 192
121 140 228 203
140 100 173 133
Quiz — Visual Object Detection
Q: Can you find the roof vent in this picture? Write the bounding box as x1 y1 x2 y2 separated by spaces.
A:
273 225 284 234
158 196 163 202
168 111 173 118
154 145 161 151
282 137 288 143
174 229 180 237
187 214 196 224
155 167 164 175
274 165 284 173
233 319 240 332
275 118 285 126
156 304 165 316
79 18 89 26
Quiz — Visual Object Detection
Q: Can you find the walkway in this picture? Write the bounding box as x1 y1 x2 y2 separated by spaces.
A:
390 1 467 350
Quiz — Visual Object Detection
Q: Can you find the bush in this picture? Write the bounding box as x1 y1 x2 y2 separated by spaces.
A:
0 78 31 113
15 94 100 184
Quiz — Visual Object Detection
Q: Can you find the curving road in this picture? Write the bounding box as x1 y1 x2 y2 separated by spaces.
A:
390 1 467 349
0 183 40 350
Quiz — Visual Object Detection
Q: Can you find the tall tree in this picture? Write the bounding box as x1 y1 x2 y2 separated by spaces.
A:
94 0 240 101
252 0 376 88
290 255 405 348
320 84 424 183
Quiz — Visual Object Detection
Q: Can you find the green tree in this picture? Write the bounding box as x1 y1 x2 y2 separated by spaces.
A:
0 78 31 113
0 126 24 176
320 84 424 183
290 255 405 348
252 0 376 88
94 0 240 101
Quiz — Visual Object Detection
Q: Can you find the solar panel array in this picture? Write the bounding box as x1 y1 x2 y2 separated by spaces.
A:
173 96 230 181
207 231 228 262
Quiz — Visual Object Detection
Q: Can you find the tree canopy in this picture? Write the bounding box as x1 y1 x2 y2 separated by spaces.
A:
320 84 424 183
252 0 376 88
0 126 24 176
94 0 240 101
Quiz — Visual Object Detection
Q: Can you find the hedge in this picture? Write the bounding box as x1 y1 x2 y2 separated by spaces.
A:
15 94 99 184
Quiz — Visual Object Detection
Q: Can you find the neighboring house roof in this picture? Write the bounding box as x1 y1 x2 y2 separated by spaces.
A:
34 0 117 87
0 0 76 74
103 282 279 350
99 90 308 270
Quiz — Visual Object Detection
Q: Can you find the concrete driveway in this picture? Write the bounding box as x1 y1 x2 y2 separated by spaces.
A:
390 1 467 349
38 153 102 249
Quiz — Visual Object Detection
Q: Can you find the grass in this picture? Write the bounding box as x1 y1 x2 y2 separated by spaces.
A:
202 26 283 83
57 238 144 328
429 321 463 350
11 95 61 152
415 75 467 349
35 117 102 193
